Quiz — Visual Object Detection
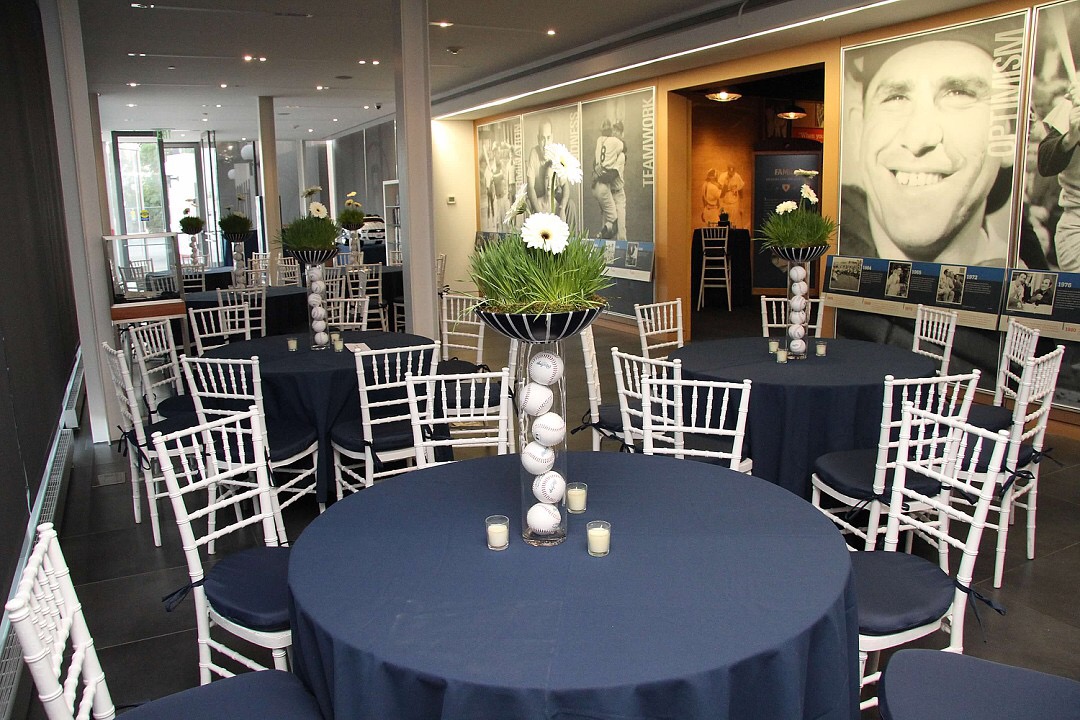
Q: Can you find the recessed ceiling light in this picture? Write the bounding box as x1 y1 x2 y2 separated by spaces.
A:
216 104 222 108
316 85 327 90
127 52 147 57
363 105 370 109
243 54 253 62
546 29 556 36
431 21 453 28
332 118 339 122
227 145 234 149
259 57 266 62
167 65 175 70
241 137 247 141
220 83 228 88
357 60 366 64
179 134 186 138
127 82 139 87
371 60 380 65
201 118 209 122
307 128 314 133
126 103 137 107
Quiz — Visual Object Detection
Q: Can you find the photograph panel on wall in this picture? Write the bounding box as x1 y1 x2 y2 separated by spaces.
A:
477 117 523 233
522 104 582 231
579 88 656 243
839 13 1029 268
1019 0 1080 272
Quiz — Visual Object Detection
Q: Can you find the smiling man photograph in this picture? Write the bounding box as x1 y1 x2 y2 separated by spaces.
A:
839 18 1026 266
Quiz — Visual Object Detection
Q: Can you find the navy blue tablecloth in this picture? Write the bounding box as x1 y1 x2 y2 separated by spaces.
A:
185 286 308 336
288 452 859 720
669 338 937 498
205 330 432 501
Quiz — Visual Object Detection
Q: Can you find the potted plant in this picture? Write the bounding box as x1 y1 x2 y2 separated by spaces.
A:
468 143 612 548
219 211 253 242
469 143 611 343
757 169 836 359
756 169 836 262
282 201 341 350
178 212 205 236
338 191 366 231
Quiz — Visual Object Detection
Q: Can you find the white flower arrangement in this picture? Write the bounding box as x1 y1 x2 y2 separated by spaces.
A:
757 169 836 250
309 201 328 218
470 143 610 314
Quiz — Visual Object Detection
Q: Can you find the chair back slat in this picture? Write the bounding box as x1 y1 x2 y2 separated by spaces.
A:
128 319 185 416
760 296 822 338
912 304 958 375
440 293 485 364
188 304 251 355
610 347 681 450
634 299 684 359
405 368 512 468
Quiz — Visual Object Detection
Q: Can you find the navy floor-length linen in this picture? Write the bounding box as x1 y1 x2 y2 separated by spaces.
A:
288 452 860 720
205 330 432 501
669 337 937 498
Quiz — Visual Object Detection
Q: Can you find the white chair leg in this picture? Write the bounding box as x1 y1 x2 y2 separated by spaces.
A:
129 454 143 524
697 263 706 311
142 469 162 547
725 267 732 311
994 488 1014 588
1026 486 1038 560
272 647 289 671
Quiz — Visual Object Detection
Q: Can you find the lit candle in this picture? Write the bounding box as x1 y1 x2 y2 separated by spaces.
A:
768 339 779 354
330 331 341 344
287 337 298 352
815 341 827 357
566 483 587 513
333 338 345 352
486 515 509 551
776 348 788 363
587 521 611 557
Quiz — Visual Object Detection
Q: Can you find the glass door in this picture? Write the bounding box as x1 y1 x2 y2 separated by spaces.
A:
112 131 169 235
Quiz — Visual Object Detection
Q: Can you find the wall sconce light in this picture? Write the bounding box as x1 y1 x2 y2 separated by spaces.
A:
705 90 741 102
777 102 807 120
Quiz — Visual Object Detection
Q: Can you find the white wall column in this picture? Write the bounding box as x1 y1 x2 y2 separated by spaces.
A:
393 0 437 337
40 0 116 443
259 96 282 278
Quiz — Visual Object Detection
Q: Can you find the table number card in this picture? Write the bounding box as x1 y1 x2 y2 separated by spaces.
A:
344 342 371 353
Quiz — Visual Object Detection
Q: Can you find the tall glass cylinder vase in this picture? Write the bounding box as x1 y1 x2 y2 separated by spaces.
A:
225 232 248 287
772 245 830 360
289 249 338 350
477 307 602 547
345 228 362 265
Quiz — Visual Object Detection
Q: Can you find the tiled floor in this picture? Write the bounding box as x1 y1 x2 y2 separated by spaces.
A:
22 304 1080 718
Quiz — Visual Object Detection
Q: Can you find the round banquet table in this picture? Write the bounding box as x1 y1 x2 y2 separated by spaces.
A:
669 337 937 498
185 286 308 336
288 452 859 720
204 330 432 501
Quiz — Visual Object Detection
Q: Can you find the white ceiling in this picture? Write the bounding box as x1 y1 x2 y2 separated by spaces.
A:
80 0 986 142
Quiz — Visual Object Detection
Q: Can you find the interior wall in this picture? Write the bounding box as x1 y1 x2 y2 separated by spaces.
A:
691 101 760 230
431 120 480 292
0 0 79 592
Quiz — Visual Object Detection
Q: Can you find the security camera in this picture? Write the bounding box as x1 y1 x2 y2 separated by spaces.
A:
375 103 382 110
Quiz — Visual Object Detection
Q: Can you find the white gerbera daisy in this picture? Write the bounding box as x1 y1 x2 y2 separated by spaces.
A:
775 201 798 215
544 143 583 185
309 201 328 218
800 184 818 204
521 212 570 255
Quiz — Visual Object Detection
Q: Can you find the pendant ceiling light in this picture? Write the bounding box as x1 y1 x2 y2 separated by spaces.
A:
705 90 741 102
777 102 807 120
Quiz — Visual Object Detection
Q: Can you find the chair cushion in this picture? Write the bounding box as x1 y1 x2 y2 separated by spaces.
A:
267 423 318 462
813 448 942 501
122 669 322 720
204 546 291 632
331 418 413 453
967 403 1014 433
850 551 955 636
155 394 197 419
880 649 1080 720
682 432 740 464
145 412 201 439
596 402 627 433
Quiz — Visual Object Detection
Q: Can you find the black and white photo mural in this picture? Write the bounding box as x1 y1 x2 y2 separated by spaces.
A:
839 14 1028 267
477 117 522 233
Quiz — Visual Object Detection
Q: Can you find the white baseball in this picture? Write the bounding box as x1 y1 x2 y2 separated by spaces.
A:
788 324 806 340
532 412 566 446
314 331 330 346
521 441 555 474
312 320 327 333
527 502 561 534
311 306 327 320
307 292 324 307
528 352 564 385
788 265 807 282
310 280 326 294
532 471 566 503
789 295 807 312
788 311 806 325
791 281 809 296
519 382 554 416
790 338 807 355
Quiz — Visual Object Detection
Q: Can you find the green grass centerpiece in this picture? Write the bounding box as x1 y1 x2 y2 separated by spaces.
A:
281 202 340 252
469 143 611 316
